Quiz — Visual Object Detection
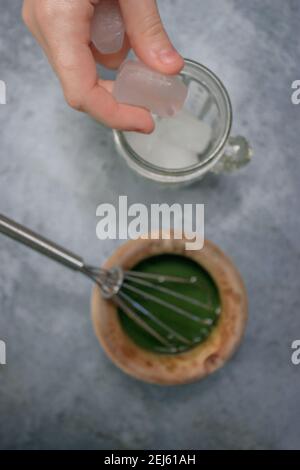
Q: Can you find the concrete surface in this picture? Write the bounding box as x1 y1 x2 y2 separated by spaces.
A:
0 0 300 450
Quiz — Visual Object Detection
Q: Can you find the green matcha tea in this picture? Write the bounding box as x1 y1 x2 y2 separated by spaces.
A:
118 254 221 354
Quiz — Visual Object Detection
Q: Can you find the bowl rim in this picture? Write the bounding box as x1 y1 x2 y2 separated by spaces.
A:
91 235 247 385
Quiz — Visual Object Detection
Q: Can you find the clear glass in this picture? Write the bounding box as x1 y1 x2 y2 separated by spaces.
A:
113 59 252 185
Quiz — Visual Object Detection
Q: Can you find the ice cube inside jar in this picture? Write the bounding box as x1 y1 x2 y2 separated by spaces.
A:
125 131 199 170
156 110 212 155
148 142 200 169
113 60 188 117
91 0 125 54
124 110 212 170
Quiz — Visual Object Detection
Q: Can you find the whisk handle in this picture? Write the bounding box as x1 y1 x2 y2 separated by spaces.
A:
0 214 85 271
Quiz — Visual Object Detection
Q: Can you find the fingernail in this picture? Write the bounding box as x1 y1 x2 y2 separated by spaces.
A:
157 48 180 65
132 127 147 133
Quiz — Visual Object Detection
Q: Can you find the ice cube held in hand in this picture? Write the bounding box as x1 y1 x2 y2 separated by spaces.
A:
157 110 212 155
91 0 125 54
113 60 188 117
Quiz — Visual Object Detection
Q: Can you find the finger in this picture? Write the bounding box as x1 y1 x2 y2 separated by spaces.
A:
50 40 154 132
22 1 47 46
87 78 154 132
119 0 184 74
23 0 153 131
91 34 130 69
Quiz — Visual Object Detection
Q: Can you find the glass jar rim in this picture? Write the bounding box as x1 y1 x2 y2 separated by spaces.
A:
113 59 233 183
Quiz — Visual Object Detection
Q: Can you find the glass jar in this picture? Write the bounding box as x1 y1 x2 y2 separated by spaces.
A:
113 59 252 186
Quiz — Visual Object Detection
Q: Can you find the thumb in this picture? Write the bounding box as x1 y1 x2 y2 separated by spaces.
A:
119 0 184 74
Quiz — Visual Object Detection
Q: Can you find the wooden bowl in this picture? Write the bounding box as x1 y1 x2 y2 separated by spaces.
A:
91 236 247 385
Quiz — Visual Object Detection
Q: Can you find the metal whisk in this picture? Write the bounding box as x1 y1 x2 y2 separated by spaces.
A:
0 214 217 352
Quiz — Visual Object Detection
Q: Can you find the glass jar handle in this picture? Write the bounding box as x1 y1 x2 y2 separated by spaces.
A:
211 136 253 174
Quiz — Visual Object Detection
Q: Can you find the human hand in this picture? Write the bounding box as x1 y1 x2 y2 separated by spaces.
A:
22 0 184 133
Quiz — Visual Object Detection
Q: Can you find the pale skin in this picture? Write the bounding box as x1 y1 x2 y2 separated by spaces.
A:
22 0 184 133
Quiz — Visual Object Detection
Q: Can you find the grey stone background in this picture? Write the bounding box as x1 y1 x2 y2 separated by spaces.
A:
0 0 300 450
